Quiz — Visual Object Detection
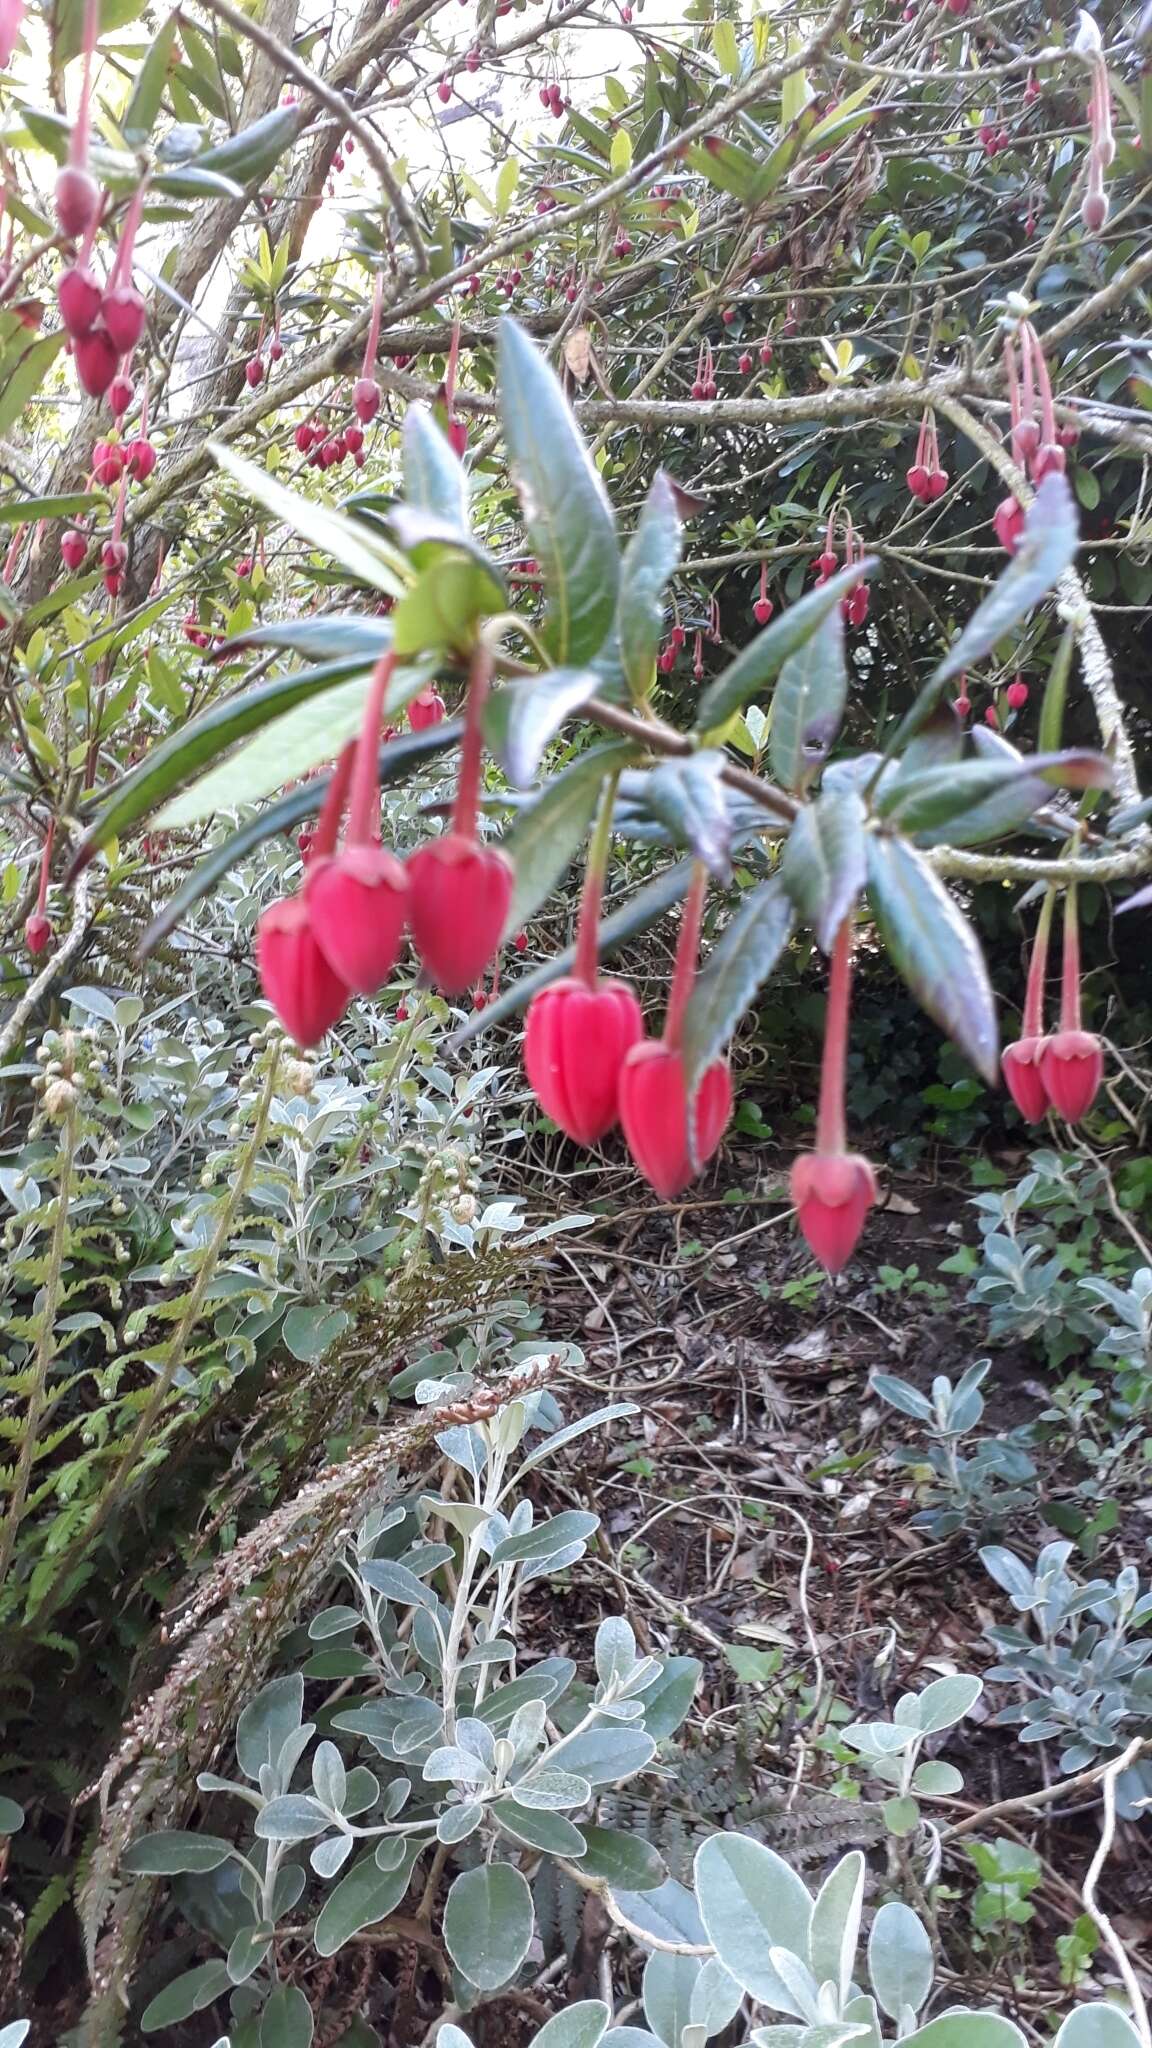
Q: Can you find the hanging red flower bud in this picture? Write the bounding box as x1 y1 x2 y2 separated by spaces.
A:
993 496 1025 554
1006 677 1028 709
353 376 380 422
92 439 124 486
61 528 87 570
126 437 156 481
408 687 445 730
407 643 512 992
56 164 100 240
256 745 356 1043
108 372 134 418
1038 885 1103 1121
738 350 753 374
353 269 384 422
753 562 773 625
618 865 731 1198
1001 891 1052 1121
295 421 315 453
523 773 643 1142
790 920 876 1271
245 355 264 388
25 912 52 954
74 327 119 397
102 285 146 355
58 263 102 337
306 660 409 995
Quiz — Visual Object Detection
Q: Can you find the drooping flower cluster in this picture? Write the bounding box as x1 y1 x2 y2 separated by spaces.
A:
906 410 949 502
256 649 510 1044
994 319 1080 554
1001 886 1104 1125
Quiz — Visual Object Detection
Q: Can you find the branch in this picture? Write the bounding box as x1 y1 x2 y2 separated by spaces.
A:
1081 1738 1152 2048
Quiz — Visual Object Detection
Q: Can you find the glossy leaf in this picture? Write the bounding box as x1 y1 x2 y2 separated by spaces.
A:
211 444 408 596
443 1862 534 1990
780 788 867 952
217 615 393 663
681 875 794 1097
618 470 683 702
123 11 178 141
137 723 460 955
156 661 436 825
485 667 602 787
402 404 470 533
890 473 1079 752
696 561 875 734
456 855 693 1044
314 1843 418 1956
769 599 848 793
501 740 633 938
194 104 300 183
645 751 731 877
71 659 374 870
880 751 1110 837
0 331 66 444
0 492 102 526
498 318 619 663
866 835 998 1081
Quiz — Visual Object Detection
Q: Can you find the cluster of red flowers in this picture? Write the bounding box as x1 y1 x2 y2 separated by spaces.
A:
55 0 148 408
61 381 157 592
813 510 869 628
994 322 1080 554
1001 886 1105 1126
257 651 509 1045
906 410 949 502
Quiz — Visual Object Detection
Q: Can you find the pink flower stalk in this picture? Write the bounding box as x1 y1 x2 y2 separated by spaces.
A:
790 919 876 1272
305 654 409 995
354 270 384 423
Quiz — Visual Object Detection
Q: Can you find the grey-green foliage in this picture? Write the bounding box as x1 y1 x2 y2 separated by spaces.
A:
981 1540 1152 1812
837 1673 983 1838
434 1852 1145 2048
868 1362 1036 1539
123 1398 700 2039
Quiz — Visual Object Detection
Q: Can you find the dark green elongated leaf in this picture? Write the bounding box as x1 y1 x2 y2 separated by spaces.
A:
485 668 601 788
137 721 462 957
157 662 437 826
0 491 103 525
455 856 693 1046
686 136 762 201
0 331 66 443
123 11 178 141
618 470 682 702
645 751 731 877
55 0 145 64
140 1961 233 2032
498 318 619 664
889 473 1079 755
153 163 246 200
769 599 848 794
194 103 300 182
1037 622 1076 755
70 659 374 872
681 874 794 1095
211 444 408 597
402 405 469 534
696 560 873 735
216 615 393 663
501 741 633 937
314 1843 419 1957
880 750 1111 837
780 788 867 951
866 836 998 1081
121 1830 235 1875
894 703 963 780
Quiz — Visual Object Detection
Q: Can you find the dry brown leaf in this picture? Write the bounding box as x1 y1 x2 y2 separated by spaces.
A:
564 328 593 383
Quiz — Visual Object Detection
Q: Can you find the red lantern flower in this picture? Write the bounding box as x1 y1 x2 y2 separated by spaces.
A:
790 920 876 1271
407 643 512 993
1037 886 1103 1122
305 656 409 995
616 865 731 1198
525 978 643 1143
255 744 356 1043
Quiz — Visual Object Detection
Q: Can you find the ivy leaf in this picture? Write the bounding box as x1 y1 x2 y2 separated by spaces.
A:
485 668 602 788
780 788 867 951
769 600 848 793
454 857 694 1046
498 318 619 664
681 875 794 1097
617 471 683 703
696 561 874 735
645 751 731 877
890 472 1079 751
500 741 633 938
866 836 998 1081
